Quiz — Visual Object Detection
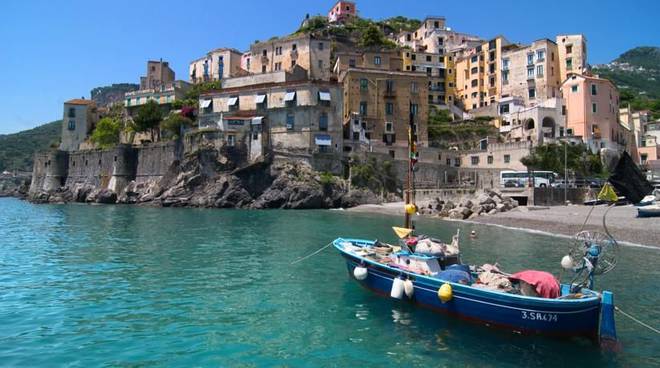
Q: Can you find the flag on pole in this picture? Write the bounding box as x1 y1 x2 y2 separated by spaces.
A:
597 183 619 202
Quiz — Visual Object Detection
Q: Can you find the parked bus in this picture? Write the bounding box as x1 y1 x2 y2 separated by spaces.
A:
500 170 557 188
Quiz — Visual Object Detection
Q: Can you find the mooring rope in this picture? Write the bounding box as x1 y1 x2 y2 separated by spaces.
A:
290 241 334 265
615 306 660 334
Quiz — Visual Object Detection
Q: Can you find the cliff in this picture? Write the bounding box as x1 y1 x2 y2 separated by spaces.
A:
27 140 387 209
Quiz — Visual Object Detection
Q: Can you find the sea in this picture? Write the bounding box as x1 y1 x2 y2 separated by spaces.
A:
0 198 658 367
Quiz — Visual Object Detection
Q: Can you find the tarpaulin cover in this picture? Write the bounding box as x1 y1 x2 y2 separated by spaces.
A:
435 269 472 284
608 151 653 204
510 270 560 298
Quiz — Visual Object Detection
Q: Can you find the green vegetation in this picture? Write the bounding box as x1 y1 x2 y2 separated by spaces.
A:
161 114 193 139
90 117 121 148
380 16 421 33
295 16 329 35
427 108 498 149
173 80 223 110
0 120 61 172
350 156 398 194
131 100 163 142
520 143 604 178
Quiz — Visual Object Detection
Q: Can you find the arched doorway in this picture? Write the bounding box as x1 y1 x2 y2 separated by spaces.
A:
525 118 535 130
541 117 556 138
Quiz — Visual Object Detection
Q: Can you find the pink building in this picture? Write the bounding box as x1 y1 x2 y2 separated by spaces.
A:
560 73 624 150
328 1 356 23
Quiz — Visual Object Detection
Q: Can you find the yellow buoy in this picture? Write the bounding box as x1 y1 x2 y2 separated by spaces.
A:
438 283 453 303
405 204 417 215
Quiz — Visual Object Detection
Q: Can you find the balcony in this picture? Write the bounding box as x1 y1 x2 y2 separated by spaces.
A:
384 89 396 98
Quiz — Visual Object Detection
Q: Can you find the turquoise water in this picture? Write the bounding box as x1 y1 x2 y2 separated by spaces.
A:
0 198 658 367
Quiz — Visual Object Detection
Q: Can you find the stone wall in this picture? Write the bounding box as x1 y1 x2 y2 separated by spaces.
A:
135 141 181 183
29 151 69 193
65 145 137 190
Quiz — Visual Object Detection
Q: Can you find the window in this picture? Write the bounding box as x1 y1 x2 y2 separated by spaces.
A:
566 58 573 70
275 47 282 56
385 80 394 93
592 103 597 113
504 154 511 163
536 49 545 61
68 107 76 118
489 63 495 74
68 120 75 130
567 128 574 136
502 70 509 83
349 59 356 67
591 84 597 95
318 42 324 50
262 49 267 57
385 122 393 132
499 103 509 114
426 67 432 76
274 62 282 71
566 45 573 54
318 60 323 69
562 105 566 115
571 85 578 93
471 156 479 165
454 157 461 167
292 43 297 51
426 55 432 62
487 156 493 164
360 78 368 91
262 65 267 73
410 104 418 116
227 135 236 146
374 56 381 65
389 150 395 158
527 53 534 65
291 60 296 67
489 77 495 87
489 51 496 62
527 67 534 79
359 101 367 115
319 113 328 131
446 158 451 166
536 65 544 77
410 81 418 93
528 88 536 99
471 67 478 74
385 102 394 115
286 114 294 130
411 54 417 61
502 58 510 70
471 79 478 87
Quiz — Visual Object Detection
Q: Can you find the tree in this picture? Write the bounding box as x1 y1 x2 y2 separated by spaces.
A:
520 143 604 178
90 117 122 148
160 114 193 139
359 24 386 48
132 100 162 142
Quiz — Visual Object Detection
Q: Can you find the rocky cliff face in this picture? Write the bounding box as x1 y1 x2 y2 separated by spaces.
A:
29 147 386 209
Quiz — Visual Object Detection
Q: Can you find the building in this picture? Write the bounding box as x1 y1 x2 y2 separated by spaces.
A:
189 48 244 83
556 35 588 82
498 97 565 144
560 73 622 150
124 60 191 115
501 39 561 107
395 17 482 55
60 99 99 152
455 36 509 111
139 60 175 90
401 50 451 107
198 70 343 155
335 50 429 153
249 34 332 81
328 1 356 23
619 106 650 148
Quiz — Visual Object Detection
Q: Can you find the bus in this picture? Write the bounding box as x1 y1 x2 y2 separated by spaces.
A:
500 170 557 188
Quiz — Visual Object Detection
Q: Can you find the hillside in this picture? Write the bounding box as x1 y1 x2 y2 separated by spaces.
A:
592 46 660 99
0 120 61 172
91 83 139 107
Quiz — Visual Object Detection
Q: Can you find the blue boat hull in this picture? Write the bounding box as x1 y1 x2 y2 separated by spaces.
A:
336 239 603 340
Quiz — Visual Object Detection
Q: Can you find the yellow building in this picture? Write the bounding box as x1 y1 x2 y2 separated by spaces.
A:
455 36 509 111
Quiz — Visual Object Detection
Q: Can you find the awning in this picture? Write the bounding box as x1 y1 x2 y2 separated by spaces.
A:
251 116 263 125
228 97 238 106
255 94 266 104
284 91 296 102
200 99 212 108
319 91 331 101
315 134 332 146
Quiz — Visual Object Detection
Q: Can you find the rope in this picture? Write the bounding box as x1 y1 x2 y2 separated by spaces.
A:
579 202 597 233
602 204 616 240
615 306 660 334
290 241 333 265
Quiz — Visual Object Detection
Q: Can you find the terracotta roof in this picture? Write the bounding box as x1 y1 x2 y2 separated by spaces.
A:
64 99 95 105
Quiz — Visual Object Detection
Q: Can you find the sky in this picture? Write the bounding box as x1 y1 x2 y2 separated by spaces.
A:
0 0 658 134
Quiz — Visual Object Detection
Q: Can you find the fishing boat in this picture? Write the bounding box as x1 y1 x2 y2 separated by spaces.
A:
637 203 660 217
332 105 619 345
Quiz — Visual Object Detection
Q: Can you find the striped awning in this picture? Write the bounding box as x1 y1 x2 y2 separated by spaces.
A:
228 97 238 106
200 99 212 108
284 91 296 102
315 134 332 146
319 91 331 101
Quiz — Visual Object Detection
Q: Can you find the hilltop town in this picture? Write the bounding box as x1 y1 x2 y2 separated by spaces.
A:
24 1 660 210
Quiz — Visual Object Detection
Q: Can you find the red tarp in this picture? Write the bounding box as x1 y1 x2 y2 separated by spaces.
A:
510 270 560 299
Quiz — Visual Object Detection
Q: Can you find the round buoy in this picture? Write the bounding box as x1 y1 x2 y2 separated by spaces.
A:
391 278 404 299
405 204 417 215
438 283 453 303
353 266 368 280
560 255 574 270
403 279 414 298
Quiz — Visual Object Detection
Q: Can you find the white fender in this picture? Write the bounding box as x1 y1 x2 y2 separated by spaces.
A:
403 279 414 298
390 278 404 299
353 266 368 281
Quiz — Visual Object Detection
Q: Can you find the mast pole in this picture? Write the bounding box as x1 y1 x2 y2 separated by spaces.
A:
405 100 416 230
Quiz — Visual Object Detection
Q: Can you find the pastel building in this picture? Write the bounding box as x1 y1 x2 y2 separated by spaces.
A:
556 35 588 82
396 17 482 55
328 1 356 23
498 97 565 144
455 36 509 110
189 48 244 83
249 34 332 81
124 60 191 115
560 74 623 150
60 99 99 152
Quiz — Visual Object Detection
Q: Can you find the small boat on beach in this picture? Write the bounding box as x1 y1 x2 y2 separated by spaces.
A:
332 107 620 345
637 203 660 217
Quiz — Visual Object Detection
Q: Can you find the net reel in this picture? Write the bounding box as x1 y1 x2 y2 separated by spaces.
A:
561 230 619 291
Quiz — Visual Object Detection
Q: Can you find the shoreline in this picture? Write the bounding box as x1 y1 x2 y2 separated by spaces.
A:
347 202 660 249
